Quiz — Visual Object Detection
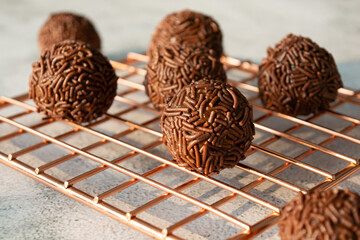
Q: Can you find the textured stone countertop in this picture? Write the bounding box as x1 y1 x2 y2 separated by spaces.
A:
1 0 359 239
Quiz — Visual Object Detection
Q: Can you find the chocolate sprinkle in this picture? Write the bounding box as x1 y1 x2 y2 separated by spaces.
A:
144 44 226 111
160 79 255 175
279 189 360 240
29 40 117 123
258 34 343 116
148 9 223 58
38 12 101 53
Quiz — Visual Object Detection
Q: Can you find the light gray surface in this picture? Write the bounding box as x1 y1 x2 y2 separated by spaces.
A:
1 0 360 239
1 0 360 98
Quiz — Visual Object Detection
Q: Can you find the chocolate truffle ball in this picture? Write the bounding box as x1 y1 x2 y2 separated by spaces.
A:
258 34 343 116
278 189 360 240
160 79 255 175
144 44 226 111
29 40 117 123
38 12 101 52
148 9 223 58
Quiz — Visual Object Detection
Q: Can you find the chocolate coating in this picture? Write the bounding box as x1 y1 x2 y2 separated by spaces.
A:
148 9 223 58
258 34 343 116
144 44 226 111
38 12 101 52
160 79 255 175
29 40 117 123
278 189 360 240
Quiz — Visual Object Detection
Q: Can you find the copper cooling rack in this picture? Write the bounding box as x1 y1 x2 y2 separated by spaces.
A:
1 52 360 239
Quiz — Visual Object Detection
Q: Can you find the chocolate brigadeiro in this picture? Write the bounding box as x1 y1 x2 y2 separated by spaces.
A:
278 189 360 240
148 9 223 58
38 12 101 53
258 34 343 116
144 44 226 111
160 79 255 175
29 40 117 123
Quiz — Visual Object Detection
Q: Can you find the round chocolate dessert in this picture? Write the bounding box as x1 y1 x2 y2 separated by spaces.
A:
38 12 101 52
145 44 226 111
160 79 255 175
258 34 343 116
148 9 223 58
278 189 360 240
29 40 117 123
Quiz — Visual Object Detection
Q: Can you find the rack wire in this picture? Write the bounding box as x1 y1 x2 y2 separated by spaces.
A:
1 52 360 239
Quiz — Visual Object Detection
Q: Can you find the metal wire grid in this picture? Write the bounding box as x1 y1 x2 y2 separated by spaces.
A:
0 52 359 239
